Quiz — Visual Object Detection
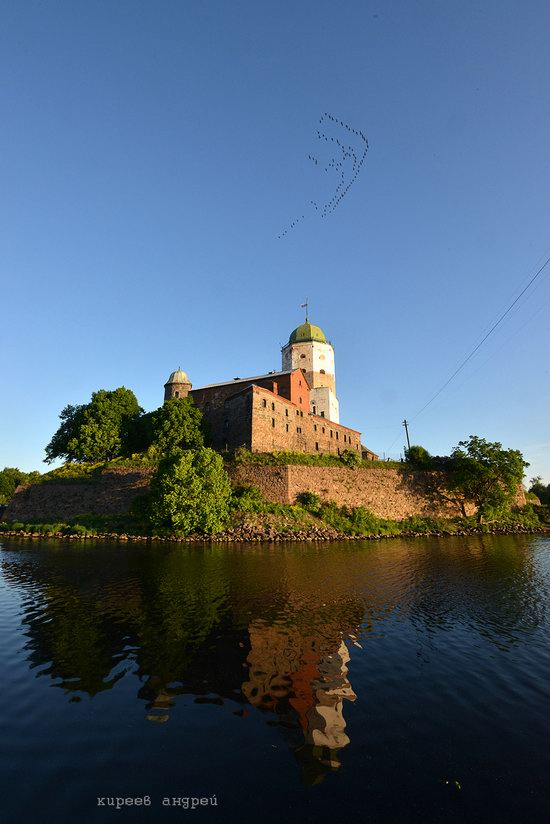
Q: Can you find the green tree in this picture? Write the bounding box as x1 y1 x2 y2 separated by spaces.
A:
405 445 433 468
0 467 41 504
148 448 232 534
45 388 142 463
448 435 528 522
150 398 205 456
529 476 550 506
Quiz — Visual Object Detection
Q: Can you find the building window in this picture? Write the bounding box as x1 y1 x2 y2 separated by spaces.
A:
320 369 326 374
285 409 289 417
322 427 325 434
297 426 302 434
314 424 317 431
300 411 303 417
262 399 267 408
272 418 275 428
272 402 275 410
312 406 316 415
330 430 333 438
286 424 289 432
336 432 339 440
321 411 325 418
299 397 302 404
300 353 306 359
315 442 319 451
344 434 347 443
338 448 341 455
296 410 300 416
175 391 179 398
299 380 302 386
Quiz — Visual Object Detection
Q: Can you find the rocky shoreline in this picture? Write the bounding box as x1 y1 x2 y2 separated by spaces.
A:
1 523 548 544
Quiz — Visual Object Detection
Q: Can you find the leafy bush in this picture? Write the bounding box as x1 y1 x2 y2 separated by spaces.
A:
405 445 433 468
231 485 270 513
340 449 362 468
41 463 103 483
148 448 232 535
297 491 321 511
232 448 375 468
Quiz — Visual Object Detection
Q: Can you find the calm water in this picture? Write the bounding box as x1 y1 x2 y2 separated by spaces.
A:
1 535 550 823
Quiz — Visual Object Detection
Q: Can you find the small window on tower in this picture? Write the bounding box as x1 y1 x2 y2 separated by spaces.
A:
320 369 326 374
285 409 289 417
286 424 289 432
175 391 179 398
262 399 267 408
300 354 306 359
272 418 275 428
271 402 275 410
315 442 319 451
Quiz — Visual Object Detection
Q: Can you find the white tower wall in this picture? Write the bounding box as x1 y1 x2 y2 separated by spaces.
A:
281 337 339 423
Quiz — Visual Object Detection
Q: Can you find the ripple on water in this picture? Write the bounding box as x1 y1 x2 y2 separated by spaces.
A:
1 536 550 822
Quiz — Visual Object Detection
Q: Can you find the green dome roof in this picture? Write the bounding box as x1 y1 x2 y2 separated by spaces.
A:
289 321 327 345
165 368 190 385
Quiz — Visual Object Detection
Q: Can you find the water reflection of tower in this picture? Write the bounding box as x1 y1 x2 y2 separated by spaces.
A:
242 621 356 783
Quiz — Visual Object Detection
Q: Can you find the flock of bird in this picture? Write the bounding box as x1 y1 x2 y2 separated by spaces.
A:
277 112 368 239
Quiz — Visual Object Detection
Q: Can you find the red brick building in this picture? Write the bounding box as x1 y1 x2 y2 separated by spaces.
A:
163 319 378 459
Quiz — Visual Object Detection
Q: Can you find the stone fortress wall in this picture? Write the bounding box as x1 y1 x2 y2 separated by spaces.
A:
4 463 524 524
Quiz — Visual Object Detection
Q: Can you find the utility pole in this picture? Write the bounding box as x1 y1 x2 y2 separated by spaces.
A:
402 419 411 451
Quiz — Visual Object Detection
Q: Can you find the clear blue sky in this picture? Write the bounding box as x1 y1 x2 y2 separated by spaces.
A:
1 0 549 481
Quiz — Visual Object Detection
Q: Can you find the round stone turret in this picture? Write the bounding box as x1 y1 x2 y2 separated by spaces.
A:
164 368 192 401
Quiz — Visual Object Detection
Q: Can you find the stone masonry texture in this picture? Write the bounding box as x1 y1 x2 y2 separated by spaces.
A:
5 465 526 524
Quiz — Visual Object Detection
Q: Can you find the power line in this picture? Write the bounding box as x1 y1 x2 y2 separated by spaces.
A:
411 252 550 421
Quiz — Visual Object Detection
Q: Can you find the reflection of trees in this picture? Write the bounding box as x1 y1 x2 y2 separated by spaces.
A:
0 548 233 704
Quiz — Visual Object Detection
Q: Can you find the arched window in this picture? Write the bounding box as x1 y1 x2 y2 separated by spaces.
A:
175 391 180 398
320 369 326 374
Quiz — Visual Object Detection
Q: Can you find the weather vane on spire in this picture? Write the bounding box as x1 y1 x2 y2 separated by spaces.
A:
301 299 309 322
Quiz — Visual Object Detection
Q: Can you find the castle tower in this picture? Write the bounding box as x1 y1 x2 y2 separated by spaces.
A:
164 368 192 401
281 319 340 423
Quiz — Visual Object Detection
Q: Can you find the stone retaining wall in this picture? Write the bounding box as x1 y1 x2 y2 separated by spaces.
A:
4 464 526 523
3 468 154 522
228 464 478 519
